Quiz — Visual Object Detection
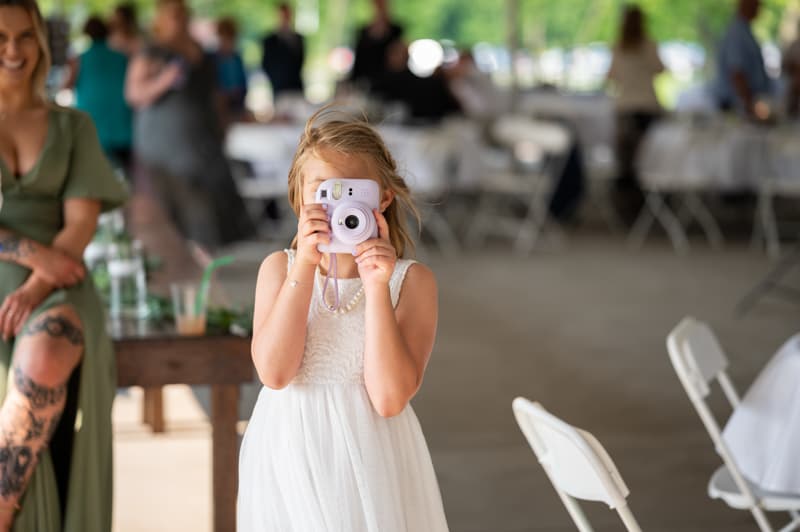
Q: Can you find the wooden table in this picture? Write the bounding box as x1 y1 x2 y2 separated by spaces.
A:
110 318 252 532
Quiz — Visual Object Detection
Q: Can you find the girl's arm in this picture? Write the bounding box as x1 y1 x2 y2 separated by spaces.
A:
363 264 437 417
359 213 438 418
250 251 315 389
252 203 330 388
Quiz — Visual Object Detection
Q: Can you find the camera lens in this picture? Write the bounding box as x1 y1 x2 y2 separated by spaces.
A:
344 215 360 229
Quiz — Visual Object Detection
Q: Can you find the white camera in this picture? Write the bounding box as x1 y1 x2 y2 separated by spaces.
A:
315 178 380 254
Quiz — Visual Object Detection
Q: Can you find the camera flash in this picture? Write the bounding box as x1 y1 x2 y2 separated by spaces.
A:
333 182 342 200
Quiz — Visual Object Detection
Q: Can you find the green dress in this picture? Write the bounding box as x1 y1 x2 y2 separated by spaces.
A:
0 106 127 531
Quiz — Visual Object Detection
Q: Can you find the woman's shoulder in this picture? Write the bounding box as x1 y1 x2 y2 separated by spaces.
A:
48 105 95 134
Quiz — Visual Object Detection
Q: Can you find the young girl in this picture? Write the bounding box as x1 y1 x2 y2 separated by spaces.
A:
238 109 449 531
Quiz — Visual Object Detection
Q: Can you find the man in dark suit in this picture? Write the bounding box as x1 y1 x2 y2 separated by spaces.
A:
349 0 403 89
261 3 304 98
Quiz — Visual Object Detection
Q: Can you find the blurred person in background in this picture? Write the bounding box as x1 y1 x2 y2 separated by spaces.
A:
606 4 664 221
372 38 461 123
64 16 132 174
125 0 254 249
0 0 128 529
349 0 403 89
261 3 304 101
782 21 800 117
107 2 141 56
215 16 249 123
713 0 772 117
443 50 505 122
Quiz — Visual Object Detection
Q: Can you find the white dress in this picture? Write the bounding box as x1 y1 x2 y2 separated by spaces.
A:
723 333 800 494
238 250 449 531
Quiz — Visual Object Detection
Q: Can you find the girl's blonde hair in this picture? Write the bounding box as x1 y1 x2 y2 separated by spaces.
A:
0 0 50 99
287 107 420 258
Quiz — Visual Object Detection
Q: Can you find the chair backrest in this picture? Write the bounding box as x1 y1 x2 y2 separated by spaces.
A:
666 317 737 406
512 398 630 509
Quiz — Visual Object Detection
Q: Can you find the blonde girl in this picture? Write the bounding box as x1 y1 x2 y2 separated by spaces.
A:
238 108 449 531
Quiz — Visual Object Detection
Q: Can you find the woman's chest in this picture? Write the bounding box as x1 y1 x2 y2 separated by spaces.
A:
0 116 49 177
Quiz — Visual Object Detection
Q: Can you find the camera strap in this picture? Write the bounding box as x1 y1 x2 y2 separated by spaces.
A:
321 253 340 312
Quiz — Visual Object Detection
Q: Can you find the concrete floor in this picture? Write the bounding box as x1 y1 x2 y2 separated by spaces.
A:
112 230 800 532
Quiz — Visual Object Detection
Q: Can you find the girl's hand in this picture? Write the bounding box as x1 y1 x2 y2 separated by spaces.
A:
356 210 396 290
295 203 330 267
30 247 85 288
0 274 53 341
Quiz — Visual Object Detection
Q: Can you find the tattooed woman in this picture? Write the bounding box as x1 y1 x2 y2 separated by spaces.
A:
0 1 127 530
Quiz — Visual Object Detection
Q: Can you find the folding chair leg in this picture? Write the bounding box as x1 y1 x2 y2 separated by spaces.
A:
751 505 775 532
423 207 461 256
735 244 800 316
627 199 657 250
759 189 781 259
629 192 689 253
616 503 643 532
684 192 724 249
553 490 594 532
778 516 800 532
651 195 690 254
465 194 494 248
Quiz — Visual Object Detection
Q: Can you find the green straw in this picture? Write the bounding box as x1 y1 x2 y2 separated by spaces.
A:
195 255 235 315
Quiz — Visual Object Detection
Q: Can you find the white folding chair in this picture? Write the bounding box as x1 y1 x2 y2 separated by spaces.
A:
628 120 725 254
667 317 800 532
751 129 800 259
512 398 643 532
466 116 571 254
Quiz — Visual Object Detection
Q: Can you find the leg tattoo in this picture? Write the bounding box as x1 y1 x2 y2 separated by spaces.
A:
0 447 33 499
20 315 84 347
0 369 72 511
0 310 83 519
13 367 67 410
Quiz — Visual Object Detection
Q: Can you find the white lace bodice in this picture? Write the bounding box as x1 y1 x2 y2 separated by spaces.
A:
285 249 415 385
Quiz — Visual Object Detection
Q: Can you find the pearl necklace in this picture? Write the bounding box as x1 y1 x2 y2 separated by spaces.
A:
317 271 365 314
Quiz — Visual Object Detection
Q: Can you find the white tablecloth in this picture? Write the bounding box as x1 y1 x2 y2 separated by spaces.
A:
518 90 615 150
225 119 483 199
637 118 800 191
723 334 800 494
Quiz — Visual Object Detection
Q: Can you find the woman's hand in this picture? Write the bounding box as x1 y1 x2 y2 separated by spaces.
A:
0 274 53 341
159 60 184 90
295 204 330 267
29 247 85 288
356 210 397 290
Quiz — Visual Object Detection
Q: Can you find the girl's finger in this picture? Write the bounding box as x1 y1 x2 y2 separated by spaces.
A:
356 251 396 266
355 238 394 256
311 233 331 246
302 204 328 217
374 209 390 241
303 220 330 236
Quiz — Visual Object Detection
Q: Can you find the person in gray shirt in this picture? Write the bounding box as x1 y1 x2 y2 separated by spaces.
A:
713 0 772 115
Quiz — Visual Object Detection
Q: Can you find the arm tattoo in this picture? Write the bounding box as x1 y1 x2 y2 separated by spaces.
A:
13 367 67 410
20 315 84 347
0 235 35 260
0 445 33 498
